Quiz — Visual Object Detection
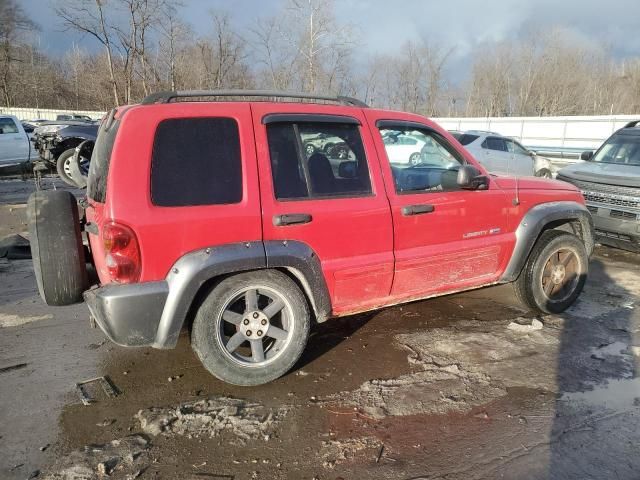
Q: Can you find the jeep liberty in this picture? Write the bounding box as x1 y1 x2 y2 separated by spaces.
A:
28 90 594 386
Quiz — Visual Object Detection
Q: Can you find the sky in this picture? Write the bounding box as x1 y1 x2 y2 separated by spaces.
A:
20 0 640 77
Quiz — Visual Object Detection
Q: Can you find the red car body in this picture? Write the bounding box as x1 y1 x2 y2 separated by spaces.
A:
86 100 586 318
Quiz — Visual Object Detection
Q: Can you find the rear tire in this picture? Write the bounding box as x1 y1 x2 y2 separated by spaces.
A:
191 270 310 386
56 148 78 186
513 230 588 314
27 190 88 305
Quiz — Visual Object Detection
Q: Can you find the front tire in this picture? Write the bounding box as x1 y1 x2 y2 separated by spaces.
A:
191 270 310 386
513 230 588 314
535 168 552 178
56 148 78 186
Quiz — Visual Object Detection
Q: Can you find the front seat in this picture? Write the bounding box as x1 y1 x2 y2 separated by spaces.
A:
308 153 337 194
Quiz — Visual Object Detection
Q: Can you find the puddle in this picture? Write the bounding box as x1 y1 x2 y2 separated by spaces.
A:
561 377 640 411
590 341 630 358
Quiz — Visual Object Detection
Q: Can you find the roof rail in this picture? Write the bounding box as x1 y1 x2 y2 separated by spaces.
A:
624 120 640 128
140 90 369 108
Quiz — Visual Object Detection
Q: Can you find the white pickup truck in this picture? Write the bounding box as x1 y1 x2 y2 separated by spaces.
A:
0 115 36 167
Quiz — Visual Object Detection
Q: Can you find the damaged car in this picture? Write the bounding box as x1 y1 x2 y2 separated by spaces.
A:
33 121 98 186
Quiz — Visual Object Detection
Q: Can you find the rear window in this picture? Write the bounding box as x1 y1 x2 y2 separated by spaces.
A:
151 117 242 206
87 113 120 203
458 134 479 146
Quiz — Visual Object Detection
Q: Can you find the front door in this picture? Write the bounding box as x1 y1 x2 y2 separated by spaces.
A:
0 117 27 165
505 138 535 176
252 104 394 315
366 113 514 301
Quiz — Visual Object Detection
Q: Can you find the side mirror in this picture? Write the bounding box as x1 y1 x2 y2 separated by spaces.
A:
580 151 594 161
338 160 357 179
457 164 488 190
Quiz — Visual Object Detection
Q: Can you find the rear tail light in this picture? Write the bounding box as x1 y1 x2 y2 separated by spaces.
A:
102 222 141 283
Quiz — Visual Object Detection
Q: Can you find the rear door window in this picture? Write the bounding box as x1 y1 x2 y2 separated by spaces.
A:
482 137 507 152
266 121 372 200
150 117 242 206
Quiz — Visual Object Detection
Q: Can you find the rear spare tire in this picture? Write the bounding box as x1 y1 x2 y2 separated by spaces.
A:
28 190 88 305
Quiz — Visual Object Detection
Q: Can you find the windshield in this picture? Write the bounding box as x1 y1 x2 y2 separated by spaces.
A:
592 133 640 166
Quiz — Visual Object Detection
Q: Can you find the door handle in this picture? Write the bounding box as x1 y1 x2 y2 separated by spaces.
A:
273 213 312 226
402 204 435 216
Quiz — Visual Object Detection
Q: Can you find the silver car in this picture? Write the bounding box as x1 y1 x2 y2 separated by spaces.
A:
457 131 552 177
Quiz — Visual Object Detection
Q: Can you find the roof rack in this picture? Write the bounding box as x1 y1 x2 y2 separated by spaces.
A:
624 120 640 128
140 90 369 108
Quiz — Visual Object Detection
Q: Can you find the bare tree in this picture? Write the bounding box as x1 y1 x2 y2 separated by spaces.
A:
56 0 121 105
0 0 36 106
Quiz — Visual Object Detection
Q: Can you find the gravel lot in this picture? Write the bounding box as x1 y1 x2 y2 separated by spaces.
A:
1 176 639 480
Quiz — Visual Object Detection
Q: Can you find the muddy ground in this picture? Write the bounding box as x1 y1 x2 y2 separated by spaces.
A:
1 175 639 480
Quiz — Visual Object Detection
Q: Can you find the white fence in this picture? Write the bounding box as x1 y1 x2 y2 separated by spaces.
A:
2 106 638 152
0 106 105 121
433 114 639 151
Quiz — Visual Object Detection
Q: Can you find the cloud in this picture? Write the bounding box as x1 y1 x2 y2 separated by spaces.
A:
20 0 640 68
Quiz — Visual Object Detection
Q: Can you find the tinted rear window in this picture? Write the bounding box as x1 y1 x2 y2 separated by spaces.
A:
87 112 120 203
151 117 242 206
458 134 479 146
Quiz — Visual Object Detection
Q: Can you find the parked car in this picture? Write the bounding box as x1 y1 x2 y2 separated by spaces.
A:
0 115 36 167
33 122 98 185
56 114 94 122
459 131 552 177
557 120 640 252
28 90 594 387
382 131 426 165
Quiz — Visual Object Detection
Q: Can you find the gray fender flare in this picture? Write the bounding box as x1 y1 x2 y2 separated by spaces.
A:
154 242 266 348
264 240 332 323
154 240 332 348
500 201 594 283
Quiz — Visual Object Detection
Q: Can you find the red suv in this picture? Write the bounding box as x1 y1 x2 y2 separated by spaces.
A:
28 91 594 386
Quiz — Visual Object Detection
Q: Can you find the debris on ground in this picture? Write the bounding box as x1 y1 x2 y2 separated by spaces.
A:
0 233 31 260
135 397 289 442
321 321 567 418
0 362 28 374
0 313 52 328
76 376 120 405
42 434 149 480
507 317 544 332
320 437 383 467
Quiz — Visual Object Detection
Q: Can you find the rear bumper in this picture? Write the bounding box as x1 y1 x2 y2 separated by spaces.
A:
84 281 169 347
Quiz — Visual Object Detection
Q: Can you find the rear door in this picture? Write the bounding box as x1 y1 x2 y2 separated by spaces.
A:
0 117 28 165
252 104 394 315
481 136 510 173
366 112 514 301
